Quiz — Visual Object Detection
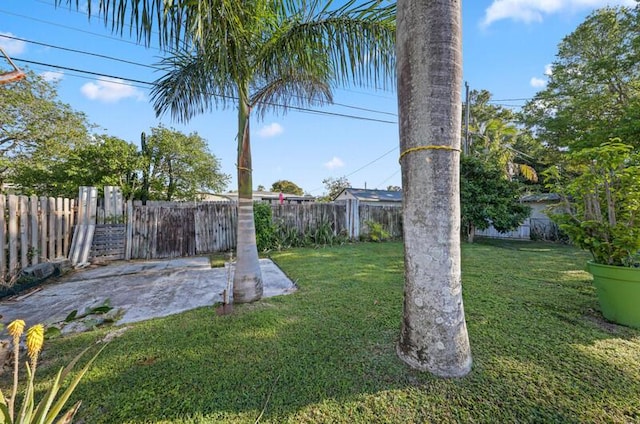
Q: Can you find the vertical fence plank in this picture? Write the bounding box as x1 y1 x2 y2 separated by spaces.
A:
19 196 28 268
39 197 48 260
125 199 133 260
48 197 55 259
8 195 19 279
55 197 63 258
29 195 39 265
62 198 71 256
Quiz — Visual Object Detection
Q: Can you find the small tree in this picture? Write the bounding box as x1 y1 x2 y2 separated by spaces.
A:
544 141 640 266
270 180 303 195
253 202 275 252
143 126 229 201
461 155 531 243
1 70 90 192
10 134 140 198
320 176 351 201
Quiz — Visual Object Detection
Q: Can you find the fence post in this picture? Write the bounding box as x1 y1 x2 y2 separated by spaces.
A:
345 198 360 240
19 196 28 268
7 195 18 278
125 199 133 260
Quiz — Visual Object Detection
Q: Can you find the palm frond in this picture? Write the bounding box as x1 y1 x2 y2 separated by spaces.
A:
151 48 236 122
267 0 396 90
516 163 539 183
55 0 248 50
250 71 333 118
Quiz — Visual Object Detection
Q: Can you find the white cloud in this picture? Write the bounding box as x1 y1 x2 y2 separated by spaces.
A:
324 156 345 170
530 76 547 88
544 64 554 76
482 0 636 27
258 122 283 138
0 32 25 55
40 71 64 83
81 77 145 103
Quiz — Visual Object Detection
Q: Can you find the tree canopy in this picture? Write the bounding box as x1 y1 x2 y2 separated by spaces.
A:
465 89 540 183
270 180 303 195
0 70 90 190
522 6 640 152
460 155 531 243
142 126 229 201
11 134 141 198
321 176 351 201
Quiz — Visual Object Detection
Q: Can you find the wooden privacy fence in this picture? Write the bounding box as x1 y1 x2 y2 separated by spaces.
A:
271 202 348 236
125 200 403 260
127 201 237 259
0 194 75 282
0 188 405 278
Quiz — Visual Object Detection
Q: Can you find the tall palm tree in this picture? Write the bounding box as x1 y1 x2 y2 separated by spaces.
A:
395 0 472 377
471 118 538 182
58 0 395 303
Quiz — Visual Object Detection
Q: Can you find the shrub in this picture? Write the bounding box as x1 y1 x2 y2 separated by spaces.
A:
544 141 640 266
365 220 390 242
253 202 276 252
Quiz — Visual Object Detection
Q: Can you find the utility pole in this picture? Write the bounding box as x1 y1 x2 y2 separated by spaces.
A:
464 81 470 155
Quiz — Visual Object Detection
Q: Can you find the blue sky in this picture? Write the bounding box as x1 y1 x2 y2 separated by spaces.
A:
0 0 636 196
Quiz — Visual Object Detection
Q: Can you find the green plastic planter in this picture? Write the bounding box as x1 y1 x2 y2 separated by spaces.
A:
587 261 640 329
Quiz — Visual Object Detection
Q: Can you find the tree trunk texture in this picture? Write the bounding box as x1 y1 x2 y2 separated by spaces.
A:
233 94 263 303
396 0 472 377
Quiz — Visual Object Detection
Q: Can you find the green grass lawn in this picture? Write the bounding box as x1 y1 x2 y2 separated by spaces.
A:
14 240 640 423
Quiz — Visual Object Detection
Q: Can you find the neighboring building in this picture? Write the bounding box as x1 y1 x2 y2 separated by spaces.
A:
475 193 562 241
198 193 235 202
333 188 402 206
223 191 316 204
521 193 563 240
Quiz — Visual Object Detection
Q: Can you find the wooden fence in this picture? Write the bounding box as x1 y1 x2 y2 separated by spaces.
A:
0 194 75 282
127 201 236 259
0 189 405 277
125 200 403 260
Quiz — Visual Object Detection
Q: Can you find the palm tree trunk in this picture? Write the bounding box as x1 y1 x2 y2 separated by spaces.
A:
396 0 472 377
233 93 263 303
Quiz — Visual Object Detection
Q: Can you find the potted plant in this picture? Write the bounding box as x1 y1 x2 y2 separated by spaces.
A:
545 140 640 328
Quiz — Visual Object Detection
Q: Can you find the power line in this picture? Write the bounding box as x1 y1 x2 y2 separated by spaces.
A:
345 145 398 178
0 8 155 49
490 98 530 102
15 58 153 86
0 34 157 69
374 169 401 189
307 145 399 194
8 33 398 118
14 57 398 124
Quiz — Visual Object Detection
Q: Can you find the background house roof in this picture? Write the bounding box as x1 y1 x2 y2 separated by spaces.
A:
335 188 402 202
224 191 316 202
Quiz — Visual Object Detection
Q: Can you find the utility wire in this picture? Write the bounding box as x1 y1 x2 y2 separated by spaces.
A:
0 8 154 49
309 146 400 193
375 169 401 189
15 58 153 86
14 57 398 124
0 34 158 69
344 145 398 178
308 145 399 193
7 34 398 117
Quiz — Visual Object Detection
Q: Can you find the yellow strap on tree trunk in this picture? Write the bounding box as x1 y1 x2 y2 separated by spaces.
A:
399 145 461 163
